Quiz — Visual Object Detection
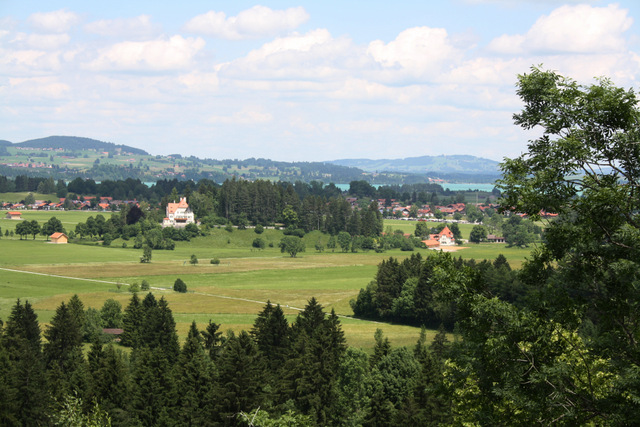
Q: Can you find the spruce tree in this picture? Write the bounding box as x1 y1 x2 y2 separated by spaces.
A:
251 301 290 370
214 331 265 425
88 344 132 425
43 301 88 402
121 293 143 348
0 300 49 425
174 322 216 426
130 347 176 426
201 319 223 361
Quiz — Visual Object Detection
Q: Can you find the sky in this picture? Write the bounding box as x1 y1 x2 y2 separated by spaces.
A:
2 1 640 162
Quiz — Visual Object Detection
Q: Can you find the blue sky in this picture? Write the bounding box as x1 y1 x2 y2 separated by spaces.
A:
2 1 640 162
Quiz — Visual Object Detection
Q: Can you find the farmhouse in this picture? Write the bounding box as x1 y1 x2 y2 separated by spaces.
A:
5 211 22 220
50 232 68 244
162 197 195 228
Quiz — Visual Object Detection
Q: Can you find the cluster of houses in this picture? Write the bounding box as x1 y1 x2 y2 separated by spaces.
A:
1 196 140 212
374 199 494 218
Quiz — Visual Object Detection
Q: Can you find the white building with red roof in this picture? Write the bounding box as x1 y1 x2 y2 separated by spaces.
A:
430 225 456 246
162 197 195 228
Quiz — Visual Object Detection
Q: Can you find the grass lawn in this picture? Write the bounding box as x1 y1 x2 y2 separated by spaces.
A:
0 211 535 349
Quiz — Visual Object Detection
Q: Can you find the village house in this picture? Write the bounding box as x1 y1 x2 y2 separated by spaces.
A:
422 225 456 249
432 225 456 246
162 197 195 228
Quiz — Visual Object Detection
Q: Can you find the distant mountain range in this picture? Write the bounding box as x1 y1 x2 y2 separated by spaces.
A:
0 135 500 183
3 136 148 155
327 154 501 175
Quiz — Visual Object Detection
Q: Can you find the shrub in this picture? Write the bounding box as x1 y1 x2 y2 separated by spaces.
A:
141 280 150 291
130 282 140 293
173 278 187 293
254 224 264 234
252 237 266 249
283 227 305 238
225 224 234 233
210 258 220 265
190 254 198 265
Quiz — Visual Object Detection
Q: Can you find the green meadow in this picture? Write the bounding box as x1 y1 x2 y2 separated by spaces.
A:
0 211 534 349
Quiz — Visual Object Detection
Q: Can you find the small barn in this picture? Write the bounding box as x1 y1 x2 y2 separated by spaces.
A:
5 211 22 220
50 232 68 244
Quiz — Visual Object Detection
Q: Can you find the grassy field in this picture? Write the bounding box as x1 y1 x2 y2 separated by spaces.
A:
0 211 534 349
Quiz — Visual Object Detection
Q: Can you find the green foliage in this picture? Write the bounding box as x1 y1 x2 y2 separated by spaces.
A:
337 231 351 252
254 224 264 234
279 236 305 258
173 278 187 293
100 299 123 329
469 225 487 243
252 237 266 249
189 254 198 265
210 257 220 265
140 245 152 263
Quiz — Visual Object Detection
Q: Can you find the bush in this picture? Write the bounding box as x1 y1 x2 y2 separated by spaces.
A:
254 224 264 234
141 280 150 291
130 282 140 293
283 227 305 238
210 258 220 265
173 278 187 293
190 254 198 265
252 237 266 249
225 224 234 233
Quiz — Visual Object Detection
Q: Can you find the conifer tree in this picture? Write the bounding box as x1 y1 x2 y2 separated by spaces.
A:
250 301 290 370
130 347 176 425
86 341 131 424
174 322 216 426
215 331 265 425
121 293 143 348
201 319 223 361
43 301 88 402
0 300 49 425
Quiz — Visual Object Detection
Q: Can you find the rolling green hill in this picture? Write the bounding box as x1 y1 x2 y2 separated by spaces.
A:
12 136 148 155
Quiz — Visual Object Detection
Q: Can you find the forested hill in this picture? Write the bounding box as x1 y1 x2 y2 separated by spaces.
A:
11 136 148 155
328 154 500 174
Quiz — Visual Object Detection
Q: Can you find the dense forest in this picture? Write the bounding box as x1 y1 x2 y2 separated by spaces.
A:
0 292 457 426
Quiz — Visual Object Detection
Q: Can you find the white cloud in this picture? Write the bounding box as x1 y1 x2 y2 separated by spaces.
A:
85 15 160 40
178 72 220 92
86 35 205 71
8 76 69 98
218 29 356 81
24 33 71 50
489 4 633 54
367 27 461 79
184 6 309 40
28 9 80 33
209 108 273 124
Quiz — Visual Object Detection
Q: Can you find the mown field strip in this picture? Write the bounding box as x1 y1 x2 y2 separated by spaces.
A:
0 266 378 324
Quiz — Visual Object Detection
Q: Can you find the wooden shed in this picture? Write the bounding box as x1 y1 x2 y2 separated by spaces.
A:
5 211 22 220
50 232 68 244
